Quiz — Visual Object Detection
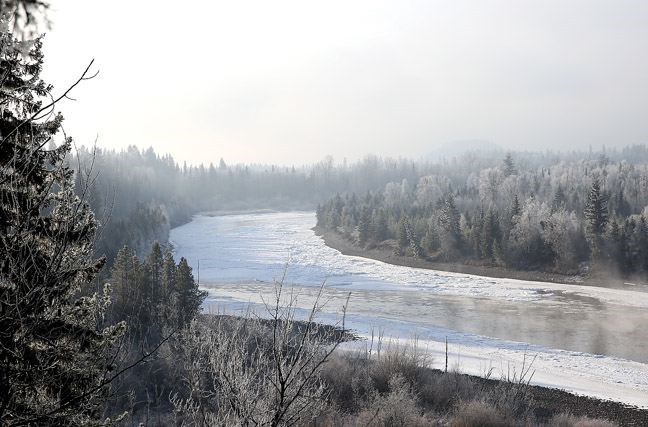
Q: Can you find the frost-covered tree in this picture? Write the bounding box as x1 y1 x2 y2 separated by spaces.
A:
0 20 125 424
503 153 516 177
438 194 462 260
397 216 410 255
584 178 608 259
357 206 371 246
544 209 583 271
508 198 553 268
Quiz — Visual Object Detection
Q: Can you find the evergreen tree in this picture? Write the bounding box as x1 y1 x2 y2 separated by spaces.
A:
0 24 124 423
503 153 516 177
397 216 410 255
551 186 566 213
174 257 207 328
109 246 141 322
584 178 608 259
145 241 164 305
357 206 371 246
160 250 176 304
480 209 500 261
438 194 462 260
372 209 389 242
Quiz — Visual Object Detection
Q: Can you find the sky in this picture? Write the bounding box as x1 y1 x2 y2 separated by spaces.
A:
42 0 648 166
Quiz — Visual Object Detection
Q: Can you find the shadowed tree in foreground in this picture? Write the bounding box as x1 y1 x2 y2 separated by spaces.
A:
0 13 126 424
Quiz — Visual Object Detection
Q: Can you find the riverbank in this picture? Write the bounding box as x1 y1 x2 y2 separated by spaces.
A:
212 314 648 424
314 227 646 289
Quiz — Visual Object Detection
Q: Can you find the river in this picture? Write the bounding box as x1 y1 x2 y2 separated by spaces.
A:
170 211 648 407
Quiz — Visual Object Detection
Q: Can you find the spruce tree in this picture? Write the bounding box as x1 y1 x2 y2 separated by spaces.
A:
438 194 462 260
109 246 141 322
584 178 608 260
503 153 516 177
357 206 371 246
145 241 164 305
551 186 566 213
0 22 124 423
174 257 206 328
372 209 389 242
396 216 410 255
510 194 521 218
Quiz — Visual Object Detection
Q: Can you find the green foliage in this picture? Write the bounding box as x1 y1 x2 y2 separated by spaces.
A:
109 243 206 337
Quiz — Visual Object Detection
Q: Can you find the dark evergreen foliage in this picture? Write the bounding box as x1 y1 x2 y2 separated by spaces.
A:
0 22 124 424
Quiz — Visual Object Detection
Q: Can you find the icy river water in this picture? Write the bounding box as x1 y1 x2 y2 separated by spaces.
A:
170 211 648 407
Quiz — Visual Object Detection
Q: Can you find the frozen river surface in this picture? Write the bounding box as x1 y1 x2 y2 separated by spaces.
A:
170 211 648 407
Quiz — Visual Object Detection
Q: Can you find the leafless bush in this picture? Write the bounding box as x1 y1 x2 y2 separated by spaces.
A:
450 400 512 427
417 370 478 411
353 374 432 427
170 279 349 426
368 336 432 393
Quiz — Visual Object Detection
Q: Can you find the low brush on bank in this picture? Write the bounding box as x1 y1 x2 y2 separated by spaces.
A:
176 313 646 426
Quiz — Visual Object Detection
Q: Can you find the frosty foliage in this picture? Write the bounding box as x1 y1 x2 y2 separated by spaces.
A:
0 15 125 424
318 150 648 275
170 280 348 426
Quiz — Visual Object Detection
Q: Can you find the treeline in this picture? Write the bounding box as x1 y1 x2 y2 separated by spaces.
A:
317 153 648 277
75 144 648 267
70 148 443 263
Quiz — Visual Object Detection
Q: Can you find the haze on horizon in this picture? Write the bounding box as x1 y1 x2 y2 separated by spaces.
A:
43 0 648 166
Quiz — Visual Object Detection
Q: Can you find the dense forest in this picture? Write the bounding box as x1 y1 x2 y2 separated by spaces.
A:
71 147 431 263
317 151 648 278
75 143 648 275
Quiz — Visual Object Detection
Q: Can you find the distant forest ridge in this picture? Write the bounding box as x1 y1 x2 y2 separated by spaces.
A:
70 144 648 268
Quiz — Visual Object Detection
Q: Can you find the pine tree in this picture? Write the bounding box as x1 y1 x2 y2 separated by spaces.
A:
397 216 410 255
160 249 176 303
372 209 389 242
438 194 462 260
109 246 141 321
510 194 521 218
480 209 500 261
145 241 164 305
503 153 516 177
584 178 608 260
551 186 566 213
357 206 371 246
174 257 207 328
0 24 124 423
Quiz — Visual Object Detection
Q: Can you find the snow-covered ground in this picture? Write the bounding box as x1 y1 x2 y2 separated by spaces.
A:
170 211 648 408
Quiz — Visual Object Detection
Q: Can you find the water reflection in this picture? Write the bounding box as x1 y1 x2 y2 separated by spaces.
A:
205 282 648 363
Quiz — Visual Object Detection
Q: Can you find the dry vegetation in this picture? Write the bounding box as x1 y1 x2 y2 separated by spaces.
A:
147 282 626 426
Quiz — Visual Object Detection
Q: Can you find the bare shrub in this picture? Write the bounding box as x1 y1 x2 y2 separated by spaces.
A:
369 336 432 393
418 371 478 411
319 352 372 412
550 413 618 427
170 279 349 426
450 400 512 427
353 375 432 427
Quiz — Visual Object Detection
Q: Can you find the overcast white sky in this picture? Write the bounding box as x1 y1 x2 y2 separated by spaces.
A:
42 0 648 165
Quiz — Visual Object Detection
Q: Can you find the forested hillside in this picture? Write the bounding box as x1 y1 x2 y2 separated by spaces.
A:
317 151 648 277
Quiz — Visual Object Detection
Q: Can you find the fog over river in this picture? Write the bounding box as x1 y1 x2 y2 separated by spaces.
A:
170 211 648 407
